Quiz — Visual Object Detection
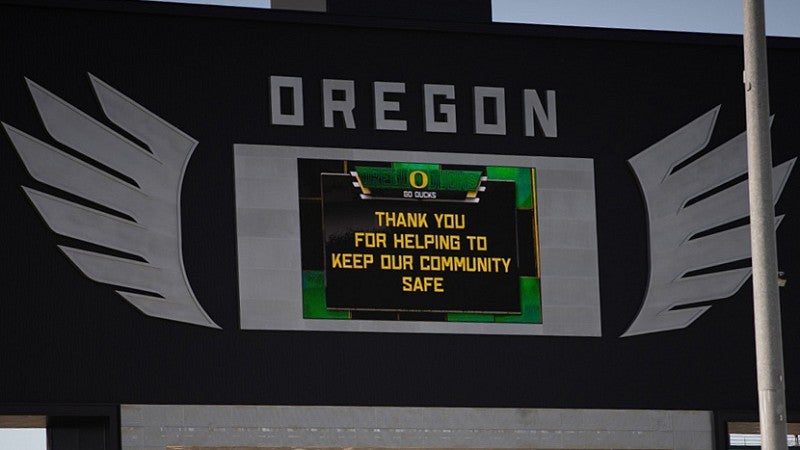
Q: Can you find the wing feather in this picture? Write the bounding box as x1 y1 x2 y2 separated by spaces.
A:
7 124 145 218
674 219 783 276
60 246 210 321
118 292 215 324
649 268 754 302
23 188 172 263
661 130 748 209
26 78 160 186
628 106 719 189
90 74 196 168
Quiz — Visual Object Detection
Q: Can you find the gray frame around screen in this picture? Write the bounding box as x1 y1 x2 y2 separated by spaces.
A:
234 144 600 336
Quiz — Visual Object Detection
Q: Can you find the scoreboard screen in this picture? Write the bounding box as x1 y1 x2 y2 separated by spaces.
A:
299 159 542 323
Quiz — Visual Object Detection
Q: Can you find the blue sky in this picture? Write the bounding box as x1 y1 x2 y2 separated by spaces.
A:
1 0 797 448
493 0 800 37
0 429 47 450
139 0 800 37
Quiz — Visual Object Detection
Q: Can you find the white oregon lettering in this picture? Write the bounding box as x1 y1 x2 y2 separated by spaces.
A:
277 76 556 137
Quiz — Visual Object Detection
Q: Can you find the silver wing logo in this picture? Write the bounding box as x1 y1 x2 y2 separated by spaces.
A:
624 106 794 336
2 75 220 329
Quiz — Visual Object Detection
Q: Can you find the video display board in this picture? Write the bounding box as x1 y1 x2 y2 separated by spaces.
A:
298 159 541 323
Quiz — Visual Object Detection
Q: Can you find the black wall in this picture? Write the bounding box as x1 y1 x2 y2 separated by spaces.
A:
1 0 798 411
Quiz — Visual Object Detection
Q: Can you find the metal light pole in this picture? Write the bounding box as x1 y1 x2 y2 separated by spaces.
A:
742 1 788 450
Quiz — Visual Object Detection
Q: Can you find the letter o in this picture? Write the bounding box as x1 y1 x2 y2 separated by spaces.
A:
409 170 429 189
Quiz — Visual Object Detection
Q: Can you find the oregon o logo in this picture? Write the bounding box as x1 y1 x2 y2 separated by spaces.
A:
409 170 429 189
